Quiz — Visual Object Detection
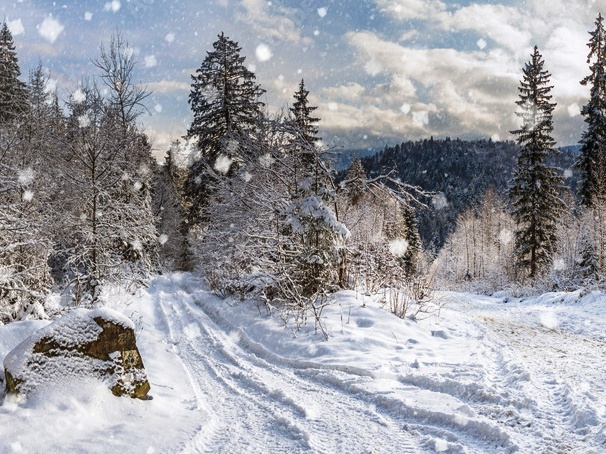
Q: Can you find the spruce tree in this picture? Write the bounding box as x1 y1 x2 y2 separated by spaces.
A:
185 32 265 224
577 13 606 207
283 82 348 295
0 22 28 125
508 46 565 279
343 154 366 206
289 79 320 165
401 203 422 277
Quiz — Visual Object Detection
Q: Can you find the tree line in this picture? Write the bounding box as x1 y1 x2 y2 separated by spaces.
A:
0 27 424 327
4 12 606 324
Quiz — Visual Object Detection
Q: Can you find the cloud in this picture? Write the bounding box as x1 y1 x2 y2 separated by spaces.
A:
336 30 520 141
145 81 190 94
443 4 532 52
375 0 446 20
237 0 311 44
38 16 64 44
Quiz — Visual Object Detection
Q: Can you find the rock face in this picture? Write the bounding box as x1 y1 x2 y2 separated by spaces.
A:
3 308 150 399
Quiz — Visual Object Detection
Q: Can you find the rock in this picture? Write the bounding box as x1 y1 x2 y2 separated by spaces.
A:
3 308 151 399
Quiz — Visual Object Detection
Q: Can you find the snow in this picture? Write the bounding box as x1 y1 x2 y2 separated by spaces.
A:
145 55 158 68
104 1 121 13
1 274 606 452
37 16 64 44
255 44 273 62
7 18 24 36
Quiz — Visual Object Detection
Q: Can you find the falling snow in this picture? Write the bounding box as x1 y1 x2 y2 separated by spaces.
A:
214 154 233 175
72 89 86 104
388 238 409 257
77 115 91 128
255 44 273 62
7 18 24 36
17 168 35 185
432 192 449 210
38 16 64 43
145 55 157 68
104 1 121 13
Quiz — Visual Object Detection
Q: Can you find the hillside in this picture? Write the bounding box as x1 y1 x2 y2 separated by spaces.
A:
360 138 579 249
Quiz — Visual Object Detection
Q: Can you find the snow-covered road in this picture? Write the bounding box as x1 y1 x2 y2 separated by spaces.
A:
153 278 420 453
455 293 606 453
2 275 606 453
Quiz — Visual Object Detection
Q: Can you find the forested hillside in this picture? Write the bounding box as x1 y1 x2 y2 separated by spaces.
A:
360 138 579 250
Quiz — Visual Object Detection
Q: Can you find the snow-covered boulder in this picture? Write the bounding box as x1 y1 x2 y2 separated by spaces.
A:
3 308 150 399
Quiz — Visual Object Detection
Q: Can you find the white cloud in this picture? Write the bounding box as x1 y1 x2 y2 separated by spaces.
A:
38 16 64 44
343 30 520 139
238 0 310 44
376 0 446 20
7 18 24 36
444 4 531 53
144 81 190 93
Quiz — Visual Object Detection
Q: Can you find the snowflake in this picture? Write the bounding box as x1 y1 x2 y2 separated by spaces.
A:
259 153 274 168
389 239 409 257
38 15 64 43
18 168 35 185
72 89 87 104
22 190 34 202
104 1 121 13
214 155 233 175
158 234 169 245
255 44 273 62
78 115 91 128
144 55 157 68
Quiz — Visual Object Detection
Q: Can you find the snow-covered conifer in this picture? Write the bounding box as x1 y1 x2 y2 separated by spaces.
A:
508 46 565 280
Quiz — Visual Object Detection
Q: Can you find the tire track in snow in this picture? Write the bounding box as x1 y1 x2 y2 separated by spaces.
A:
471 313 606 453
156 295 310 453
168 276 517 452
153 280 423 453
163 291 420 453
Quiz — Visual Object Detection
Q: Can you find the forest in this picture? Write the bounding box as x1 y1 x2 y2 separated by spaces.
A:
2 13 606 326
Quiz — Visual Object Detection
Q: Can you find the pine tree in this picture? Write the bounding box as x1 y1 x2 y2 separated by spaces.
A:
508 46 565 279
184 32 265 224
0 22 28 125
577 13 606 207
282 82 348 295
343 154 366 206
289 79 320 166
401 203 422 277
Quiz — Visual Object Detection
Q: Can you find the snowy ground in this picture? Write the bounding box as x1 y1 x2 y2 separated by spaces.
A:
1 273 606 453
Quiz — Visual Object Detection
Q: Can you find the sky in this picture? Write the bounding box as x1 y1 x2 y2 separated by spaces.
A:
1 0 604 159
